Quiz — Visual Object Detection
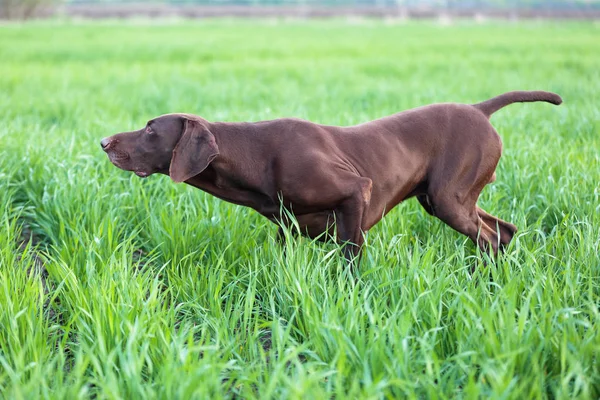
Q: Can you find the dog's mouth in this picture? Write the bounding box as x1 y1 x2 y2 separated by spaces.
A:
107 151 129 163
106 151 151 178
106 151 130 169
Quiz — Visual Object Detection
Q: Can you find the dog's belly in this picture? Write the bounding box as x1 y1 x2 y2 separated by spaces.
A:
259 204 334 237
294 211 336 240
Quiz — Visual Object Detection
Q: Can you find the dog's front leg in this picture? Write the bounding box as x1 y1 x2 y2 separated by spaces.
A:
334 178 373 265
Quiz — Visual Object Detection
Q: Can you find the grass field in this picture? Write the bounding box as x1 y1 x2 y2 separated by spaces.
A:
0 19 599 399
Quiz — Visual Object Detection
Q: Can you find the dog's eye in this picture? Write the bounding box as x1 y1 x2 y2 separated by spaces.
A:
145 126 153 134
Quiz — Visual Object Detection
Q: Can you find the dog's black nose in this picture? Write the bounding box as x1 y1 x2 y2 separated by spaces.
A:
100 138 111 150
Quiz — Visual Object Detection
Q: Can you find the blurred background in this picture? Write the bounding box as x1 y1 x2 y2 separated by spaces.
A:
3 0 600 20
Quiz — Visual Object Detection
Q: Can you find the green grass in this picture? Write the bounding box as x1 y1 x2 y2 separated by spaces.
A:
0 19 599 399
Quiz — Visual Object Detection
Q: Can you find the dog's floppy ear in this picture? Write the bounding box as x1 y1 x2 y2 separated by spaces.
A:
169 118 219 183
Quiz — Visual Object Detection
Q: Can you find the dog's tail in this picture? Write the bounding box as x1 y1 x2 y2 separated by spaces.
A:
473 91 562 117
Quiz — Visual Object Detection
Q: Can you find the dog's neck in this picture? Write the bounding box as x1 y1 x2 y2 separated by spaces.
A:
175 122 277 213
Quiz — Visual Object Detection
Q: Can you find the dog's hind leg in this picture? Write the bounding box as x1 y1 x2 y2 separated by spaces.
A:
426 157 501 255
428 192 499 255
476 206 517 249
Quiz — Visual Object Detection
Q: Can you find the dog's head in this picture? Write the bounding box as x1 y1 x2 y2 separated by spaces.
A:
101 114 219 183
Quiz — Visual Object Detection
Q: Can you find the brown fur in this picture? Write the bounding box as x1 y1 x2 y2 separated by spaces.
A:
101 90 562 263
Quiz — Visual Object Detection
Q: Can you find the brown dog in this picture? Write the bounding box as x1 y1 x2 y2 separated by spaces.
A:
101 91 561 262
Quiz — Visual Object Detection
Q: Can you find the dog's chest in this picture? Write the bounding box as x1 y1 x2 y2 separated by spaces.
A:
187 170 276 214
